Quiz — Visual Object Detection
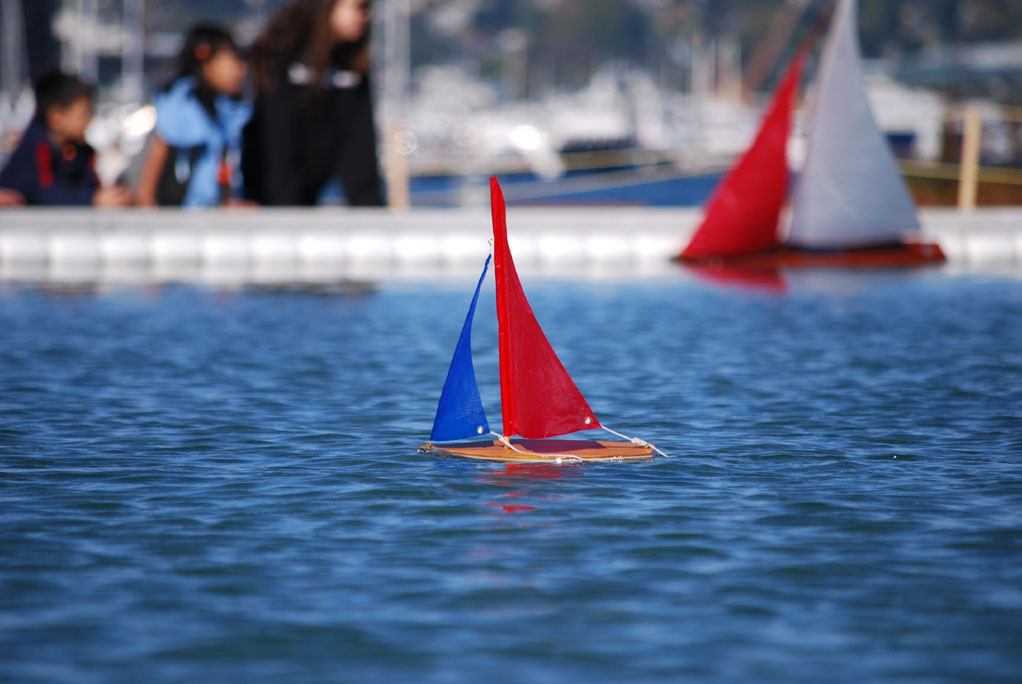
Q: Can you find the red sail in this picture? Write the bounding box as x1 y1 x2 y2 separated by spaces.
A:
680 53 805 259
490 177 601 439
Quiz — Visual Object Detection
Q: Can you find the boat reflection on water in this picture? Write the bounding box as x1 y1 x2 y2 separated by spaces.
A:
684 262 954 296
478 462 584 513
685 263 788 294
480 462 583 484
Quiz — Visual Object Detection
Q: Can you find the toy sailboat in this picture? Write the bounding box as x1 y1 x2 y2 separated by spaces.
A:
677 0 944 269
419 178 664 464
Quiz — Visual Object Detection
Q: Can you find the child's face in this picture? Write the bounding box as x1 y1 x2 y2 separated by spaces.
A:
331 0 371 43
47 96 93 144
202 49 247 97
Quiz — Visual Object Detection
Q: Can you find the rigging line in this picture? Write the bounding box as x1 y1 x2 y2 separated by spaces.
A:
600 425 670 459
488 431 584 463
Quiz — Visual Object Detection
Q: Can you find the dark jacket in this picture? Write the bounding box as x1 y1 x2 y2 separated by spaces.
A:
0 120 99 205
242 46 383 206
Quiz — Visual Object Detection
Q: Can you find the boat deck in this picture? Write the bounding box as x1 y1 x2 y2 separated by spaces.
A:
419 439 655 464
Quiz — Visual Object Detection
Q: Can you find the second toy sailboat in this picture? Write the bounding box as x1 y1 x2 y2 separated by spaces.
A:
419 178 661 464
677 0 945 269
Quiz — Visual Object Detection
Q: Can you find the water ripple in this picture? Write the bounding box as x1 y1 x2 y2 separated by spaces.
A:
0 274 1020 683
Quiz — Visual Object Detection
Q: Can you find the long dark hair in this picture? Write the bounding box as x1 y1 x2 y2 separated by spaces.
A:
167 24 241 118
251 0 371 95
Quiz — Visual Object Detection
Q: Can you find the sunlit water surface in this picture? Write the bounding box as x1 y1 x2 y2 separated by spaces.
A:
2 270 1020 683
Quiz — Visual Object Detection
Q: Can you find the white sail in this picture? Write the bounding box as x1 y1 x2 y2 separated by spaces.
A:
788 0 920 249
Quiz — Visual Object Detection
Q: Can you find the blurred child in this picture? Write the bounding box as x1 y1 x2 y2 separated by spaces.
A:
243 0 382 206
0 72 130 206
136 25 250 207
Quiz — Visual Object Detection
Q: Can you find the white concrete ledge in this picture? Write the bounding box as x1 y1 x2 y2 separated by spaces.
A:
0 206 1018 283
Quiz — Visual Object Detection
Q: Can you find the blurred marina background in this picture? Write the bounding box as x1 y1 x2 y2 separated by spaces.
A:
1 0 1021 208
1 1 1021 282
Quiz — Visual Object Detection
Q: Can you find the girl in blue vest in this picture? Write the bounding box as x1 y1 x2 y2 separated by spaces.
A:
136 25 250 207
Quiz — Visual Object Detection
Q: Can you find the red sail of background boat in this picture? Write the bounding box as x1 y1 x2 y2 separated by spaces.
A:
680 52 805 259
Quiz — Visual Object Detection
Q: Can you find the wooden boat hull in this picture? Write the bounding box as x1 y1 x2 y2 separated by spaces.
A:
676 241 946 270
419 438 654 464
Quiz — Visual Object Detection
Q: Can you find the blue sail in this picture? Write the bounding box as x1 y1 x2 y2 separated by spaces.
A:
430 255 491 442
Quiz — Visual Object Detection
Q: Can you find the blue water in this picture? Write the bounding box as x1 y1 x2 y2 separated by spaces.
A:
2 271 1020 683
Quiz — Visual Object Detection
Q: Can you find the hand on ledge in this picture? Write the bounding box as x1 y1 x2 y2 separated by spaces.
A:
224 198 260 210
0 188 25 207
93 186 133 208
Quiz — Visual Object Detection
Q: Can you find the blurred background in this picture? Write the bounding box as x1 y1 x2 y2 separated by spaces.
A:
2 0 1021 207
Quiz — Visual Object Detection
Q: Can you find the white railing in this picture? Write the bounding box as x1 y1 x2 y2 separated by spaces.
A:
0 206 1019 284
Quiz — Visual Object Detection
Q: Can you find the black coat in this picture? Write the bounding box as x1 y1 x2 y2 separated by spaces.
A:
242 47 383 206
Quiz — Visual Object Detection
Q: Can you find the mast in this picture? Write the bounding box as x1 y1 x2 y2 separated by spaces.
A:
741 0 812 101
121 0 145 103
380 0 411 209
66 0 100 82
1 0 27 102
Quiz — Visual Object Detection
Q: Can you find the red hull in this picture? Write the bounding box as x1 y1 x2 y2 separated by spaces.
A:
676 241 946 270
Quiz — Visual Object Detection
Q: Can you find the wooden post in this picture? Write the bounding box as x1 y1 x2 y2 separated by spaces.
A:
958 105 982 212
385 122 410 211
